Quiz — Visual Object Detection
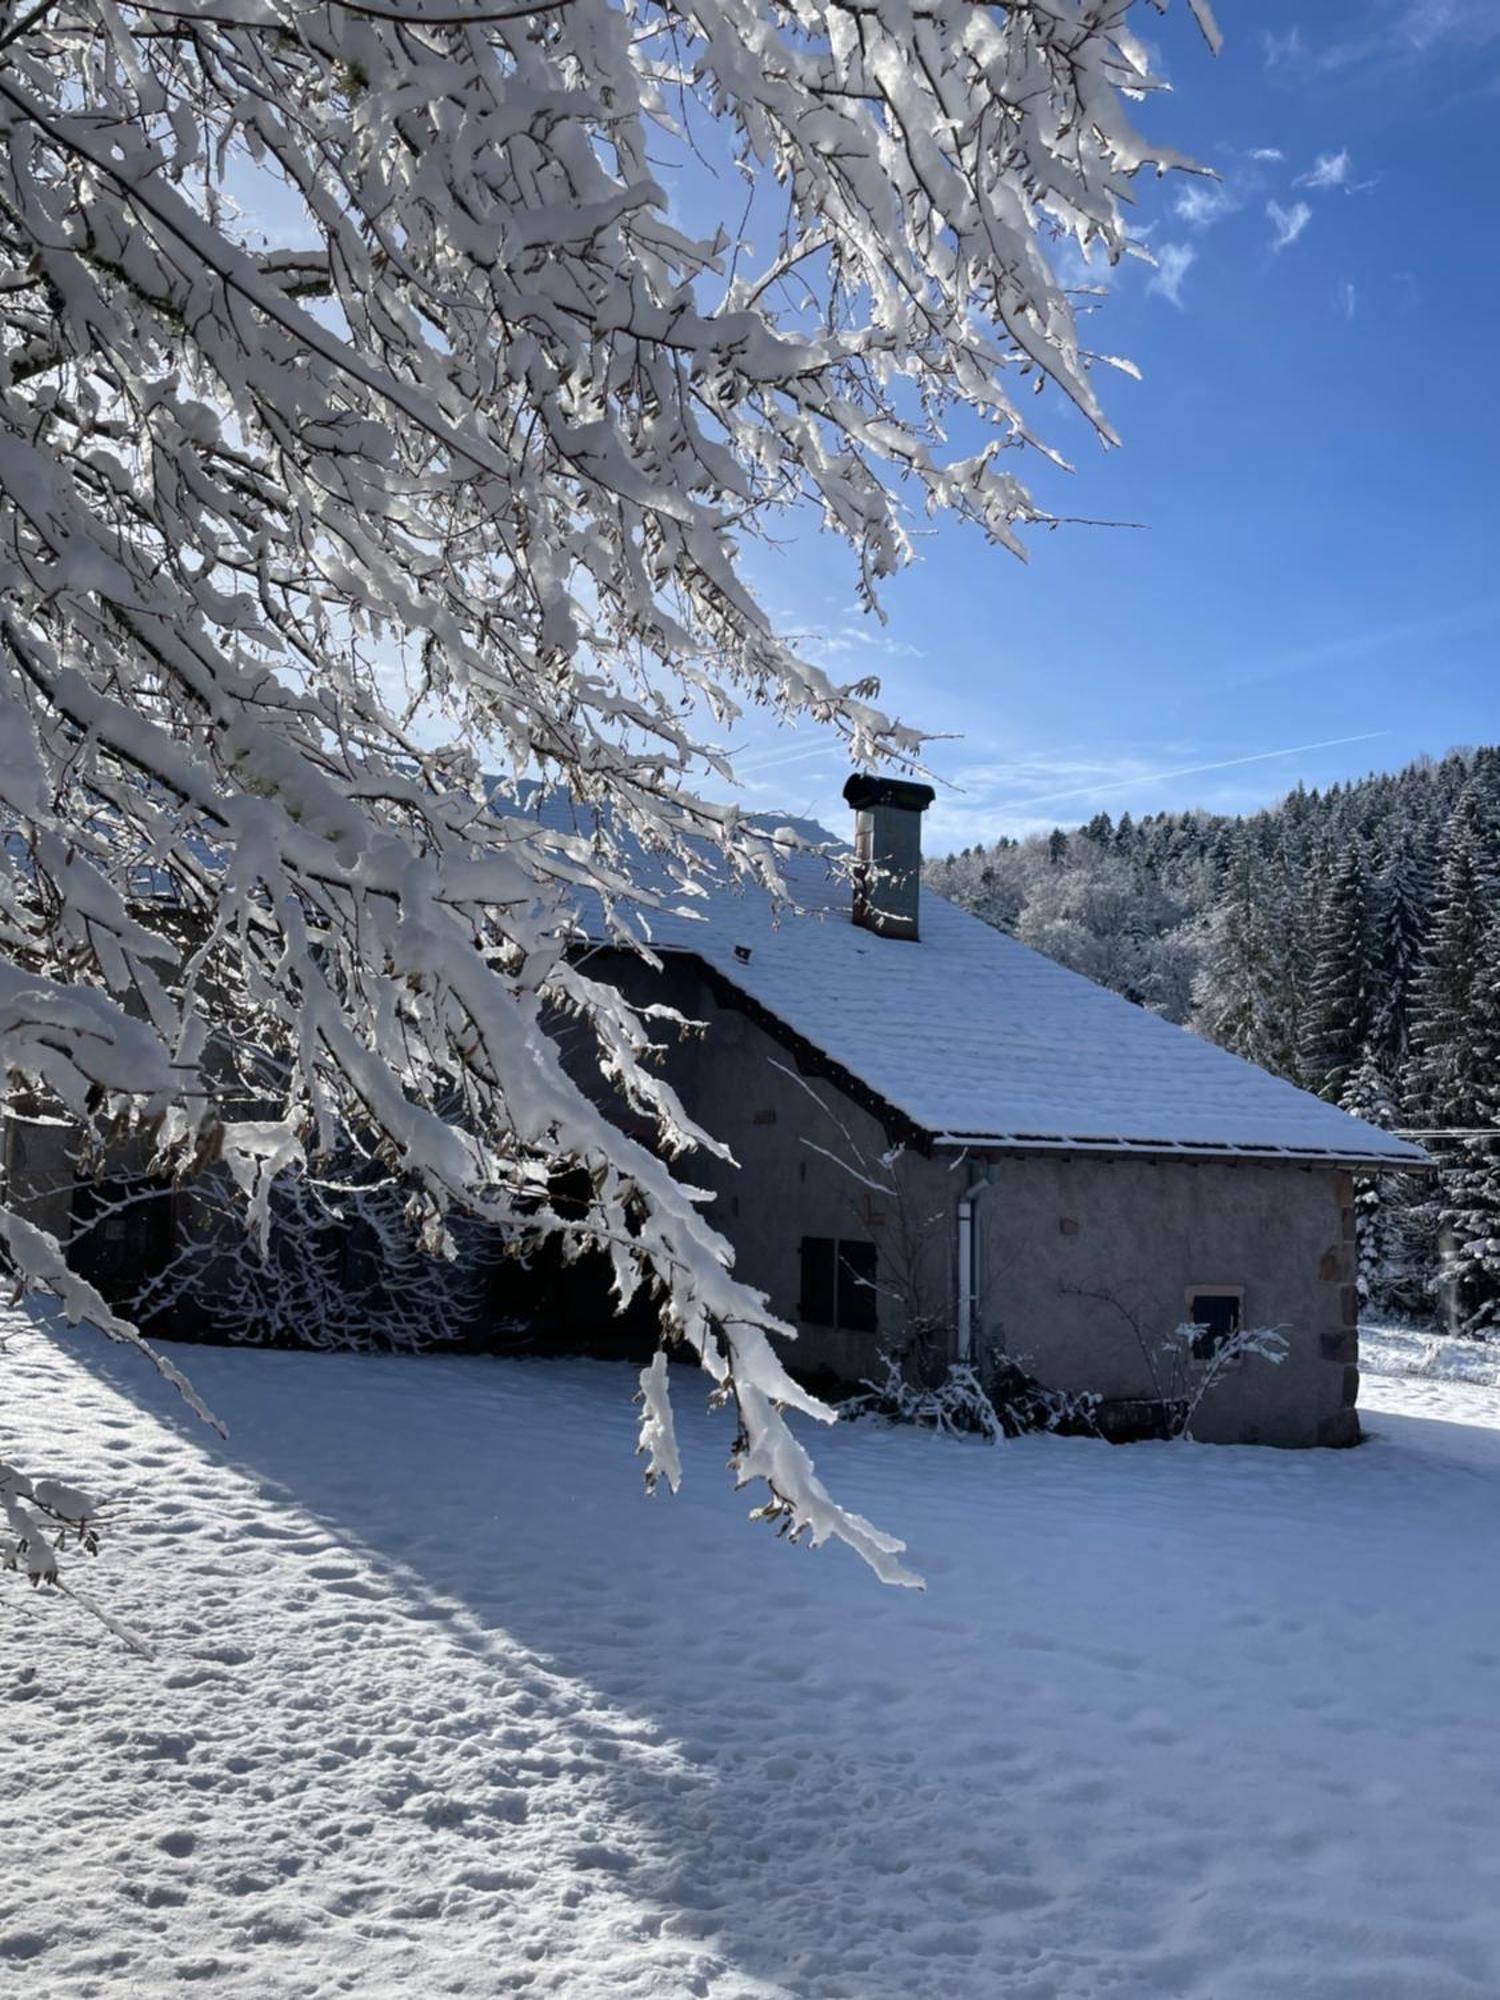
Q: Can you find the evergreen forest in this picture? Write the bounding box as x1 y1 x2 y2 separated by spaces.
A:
927 748 1500 1331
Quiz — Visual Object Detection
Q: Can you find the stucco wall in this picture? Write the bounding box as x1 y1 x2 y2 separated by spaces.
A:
971 1154 1359 1448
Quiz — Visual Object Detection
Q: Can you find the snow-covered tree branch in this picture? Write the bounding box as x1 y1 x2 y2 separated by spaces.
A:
0 0 1214 1594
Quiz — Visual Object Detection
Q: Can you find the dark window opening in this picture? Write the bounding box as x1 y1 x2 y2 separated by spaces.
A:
1187 1288 1242 1359
837 1241 878 1333
799 1236 835 1325
799 1236 878 1333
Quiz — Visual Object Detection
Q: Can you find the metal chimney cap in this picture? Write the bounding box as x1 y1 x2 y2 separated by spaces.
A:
842 773 936 814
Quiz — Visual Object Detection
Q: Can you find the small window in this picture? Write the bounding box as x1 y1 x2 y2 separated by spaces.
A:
1186 1286 1243 1360
800 1237 878 1333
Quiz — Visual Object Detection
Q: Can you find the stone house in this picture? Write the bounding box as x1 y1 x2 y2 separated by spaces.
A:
553 777 1430 1446
3 776 1431 1446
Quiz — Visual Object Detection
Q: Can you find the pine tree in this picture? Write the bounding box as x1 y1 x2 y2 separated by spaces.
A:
1299 841 1372 1101
1191 835 1289 1074
1409 787 1497 1130
1442 911 1500 1332
1340 1047 1424 1315
1409 786 1500 1331
1366 842 1432 1072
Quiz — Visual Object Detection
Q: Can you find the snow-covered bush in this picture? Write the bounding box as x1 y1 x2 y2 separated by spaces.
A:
1154 1321 1290 1440
989 1321 1286 1445
0 0 1218 1598
842 1355 1006 1442
985 1357 1106 1440
135 1168 490 1353
1057 1283 1290 1441
842 1351 1105 1442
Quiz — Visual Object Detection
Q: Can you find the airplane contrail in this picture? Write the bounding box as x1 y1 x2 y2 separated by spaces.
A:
1000 730 1391 813
724 738 841 776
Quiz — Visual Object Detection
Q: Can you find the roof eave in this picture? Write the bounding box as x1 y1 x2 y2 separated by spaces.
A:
930 1132 1435 1172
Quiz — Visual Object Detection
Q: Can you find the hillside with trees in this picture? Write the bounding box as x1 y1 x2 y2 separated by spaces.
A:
928 749 1500 1332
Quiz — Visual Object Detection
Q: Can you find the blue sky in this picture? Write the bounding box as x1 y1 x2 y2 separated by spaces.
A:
716 1 1500 852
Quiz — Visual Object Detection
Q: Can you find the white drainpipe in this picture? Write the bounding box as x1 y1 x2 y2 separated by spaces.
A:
956 1170 996 1364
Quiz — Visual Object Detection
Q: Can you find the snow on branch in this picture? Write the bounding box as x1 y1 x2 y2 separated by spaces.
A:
0 0 1211 1599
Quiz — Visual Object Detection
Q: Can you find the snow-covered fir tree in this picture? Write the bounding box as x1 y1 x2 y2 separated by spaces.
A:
1189 833 1289 1075
1340 1045 1420 1314
1270 834 1314 1089
1409 786 1498 1135
1366 843 1432 1074
1432 902 1500 1333
1299 840 1372 1103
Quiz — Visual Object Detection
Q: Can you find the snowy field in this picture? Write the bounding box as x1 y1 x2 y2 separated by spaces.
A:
5 1315 1500 2000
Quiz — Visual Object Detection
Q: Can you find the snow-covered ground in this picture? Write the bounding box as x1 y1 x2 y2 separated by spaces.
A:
1360 1320 1500 1390
6 1316 1500 2000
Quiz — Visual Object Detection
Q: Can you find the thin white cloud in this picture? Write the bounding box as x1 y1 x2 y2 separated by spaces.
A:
1299 1 1500 71
1147 241 1196 306
1267 199 1312 250
927 733 1398 846
990 733 1391 815
1173 181 1238 228
1340 279 1358 320
1262 25 1305 65
950 752 1153 796
790 622 923 665
1299 149 1352 189
1398 0 1500 52
1250 146 1286 162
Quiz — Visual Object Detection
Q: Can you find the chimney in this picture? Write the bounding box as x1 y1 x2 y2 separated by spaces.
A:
843 773 936 941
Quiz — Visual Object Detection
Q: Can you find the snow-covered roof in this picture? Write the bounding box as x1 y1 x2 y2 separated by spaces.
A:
533 795 1427 1171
